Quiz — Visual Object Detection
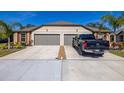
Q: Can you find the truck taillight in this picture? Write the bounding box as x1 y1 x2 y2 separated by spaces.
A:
83 41 87 48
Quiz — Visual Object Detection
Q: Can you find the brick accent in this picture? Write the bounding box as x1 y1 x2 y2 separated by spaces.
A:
26 32 31 45
18 33 21 44
13 32 21 44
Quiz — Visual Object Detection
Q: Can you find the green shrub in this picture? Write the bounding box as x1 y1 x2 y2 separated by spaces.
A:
14 43 22 49
10 42 14 46
111 42 124 50
21 42 26 46
0 43 8 49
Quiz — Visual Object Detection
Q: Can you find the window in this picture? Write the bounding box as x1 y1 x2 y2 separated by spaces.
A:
119 35 123 42
21 32 26 43
79 34 95 40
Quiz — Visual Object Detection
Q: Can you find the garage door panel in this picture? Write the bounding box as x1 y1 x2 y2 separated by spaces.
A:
64 34 76 45
34 34 60 45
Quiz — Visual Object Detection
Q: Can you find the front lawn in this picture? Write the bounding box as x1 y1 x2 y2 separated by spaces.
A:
0 49 22 57
109 50 124 58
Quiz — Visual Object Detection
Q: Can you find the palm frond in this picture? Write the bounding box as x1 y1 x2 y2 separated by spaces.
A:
0 20 12 38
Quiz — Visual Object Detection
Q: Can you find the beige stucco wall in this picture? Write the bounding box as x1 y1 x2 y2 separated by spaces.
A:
105 33 110 41
31 26 92 45
34 26 92 34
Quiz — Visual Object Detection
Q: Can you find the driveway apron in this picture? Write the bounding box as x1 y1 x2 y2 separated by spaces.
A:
0 46 59 60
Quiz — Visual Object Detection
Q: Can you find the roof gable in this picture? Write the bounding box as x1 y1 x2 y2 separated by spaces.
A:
43 21 81 26
115 28 124 35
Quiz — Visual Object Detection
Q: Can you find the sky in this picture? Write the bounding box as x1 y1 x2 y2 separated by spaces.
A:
0 11 123 26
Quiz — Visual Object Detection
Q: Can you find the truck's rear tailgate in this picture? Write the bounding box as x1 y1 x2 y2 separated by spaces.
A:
85 40 109 49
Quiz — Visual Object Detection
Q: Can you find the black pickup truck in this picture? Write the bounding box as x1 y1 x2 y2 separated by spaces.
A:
72 34 109 56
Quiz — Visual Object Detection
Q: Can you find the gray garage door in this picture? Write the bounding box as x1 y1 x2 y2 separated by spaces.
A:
34 34 60 45
64 34 76 45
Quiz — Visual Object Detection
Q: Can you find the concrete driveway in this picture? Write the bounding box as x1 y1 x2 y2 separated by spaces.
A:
0 45 124 81
0 58 124 81
62 46 124 80
0 46 59 59
65 46 124 60
62 59 124 81
0 59 61 81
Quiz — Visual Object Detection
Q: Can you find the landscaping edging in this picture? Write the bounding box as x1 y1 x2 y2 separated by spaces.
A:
0 48 25 57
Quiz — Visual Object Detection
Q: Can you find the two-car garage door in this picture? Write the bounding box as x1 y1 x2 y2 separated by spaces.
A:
34 34 60 45
64 34 76 45
34 34 76 45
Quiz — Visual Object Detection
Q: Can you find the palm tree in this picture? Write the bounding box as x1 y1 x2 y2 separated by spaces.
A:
86 21 109 39
0 20 22 49
101 13 124 32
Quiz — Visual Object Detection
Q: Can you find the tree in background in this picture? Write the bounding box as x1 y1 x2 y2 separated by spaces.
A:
101 13 124 32
86 21 108 30
0 20 22 49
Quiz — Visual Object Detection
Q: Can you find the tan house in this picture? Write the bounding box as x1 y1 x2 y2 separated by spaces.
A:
13 21 110 46
110 29 124 42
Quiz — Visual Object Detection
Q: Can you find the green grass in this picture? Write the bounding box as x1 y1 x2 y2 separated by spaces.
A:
0 49 23 57
110 50 124 58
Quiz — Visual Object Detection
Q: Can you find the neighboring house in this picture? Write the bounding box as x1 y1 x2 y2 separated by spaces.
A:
110 29 124 42
13 21 110 46
84 26 110 41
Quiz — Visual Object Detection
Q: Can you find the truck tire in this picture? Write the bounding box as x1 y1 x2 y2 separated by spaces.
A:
78 47 83 55
99 54 104 56
72 42 75 48
72 40 75 48
96 53 104 56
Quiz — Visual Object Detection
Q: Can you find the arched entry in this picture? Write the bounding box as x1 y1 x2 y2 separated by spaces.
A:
110 35 115 42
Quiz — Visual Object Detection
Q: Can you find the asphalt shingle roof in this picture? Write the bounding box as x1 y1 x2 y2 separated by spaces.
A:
84 26 110 33
14 21 111 33
115 28 124 34
13 26 41 32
